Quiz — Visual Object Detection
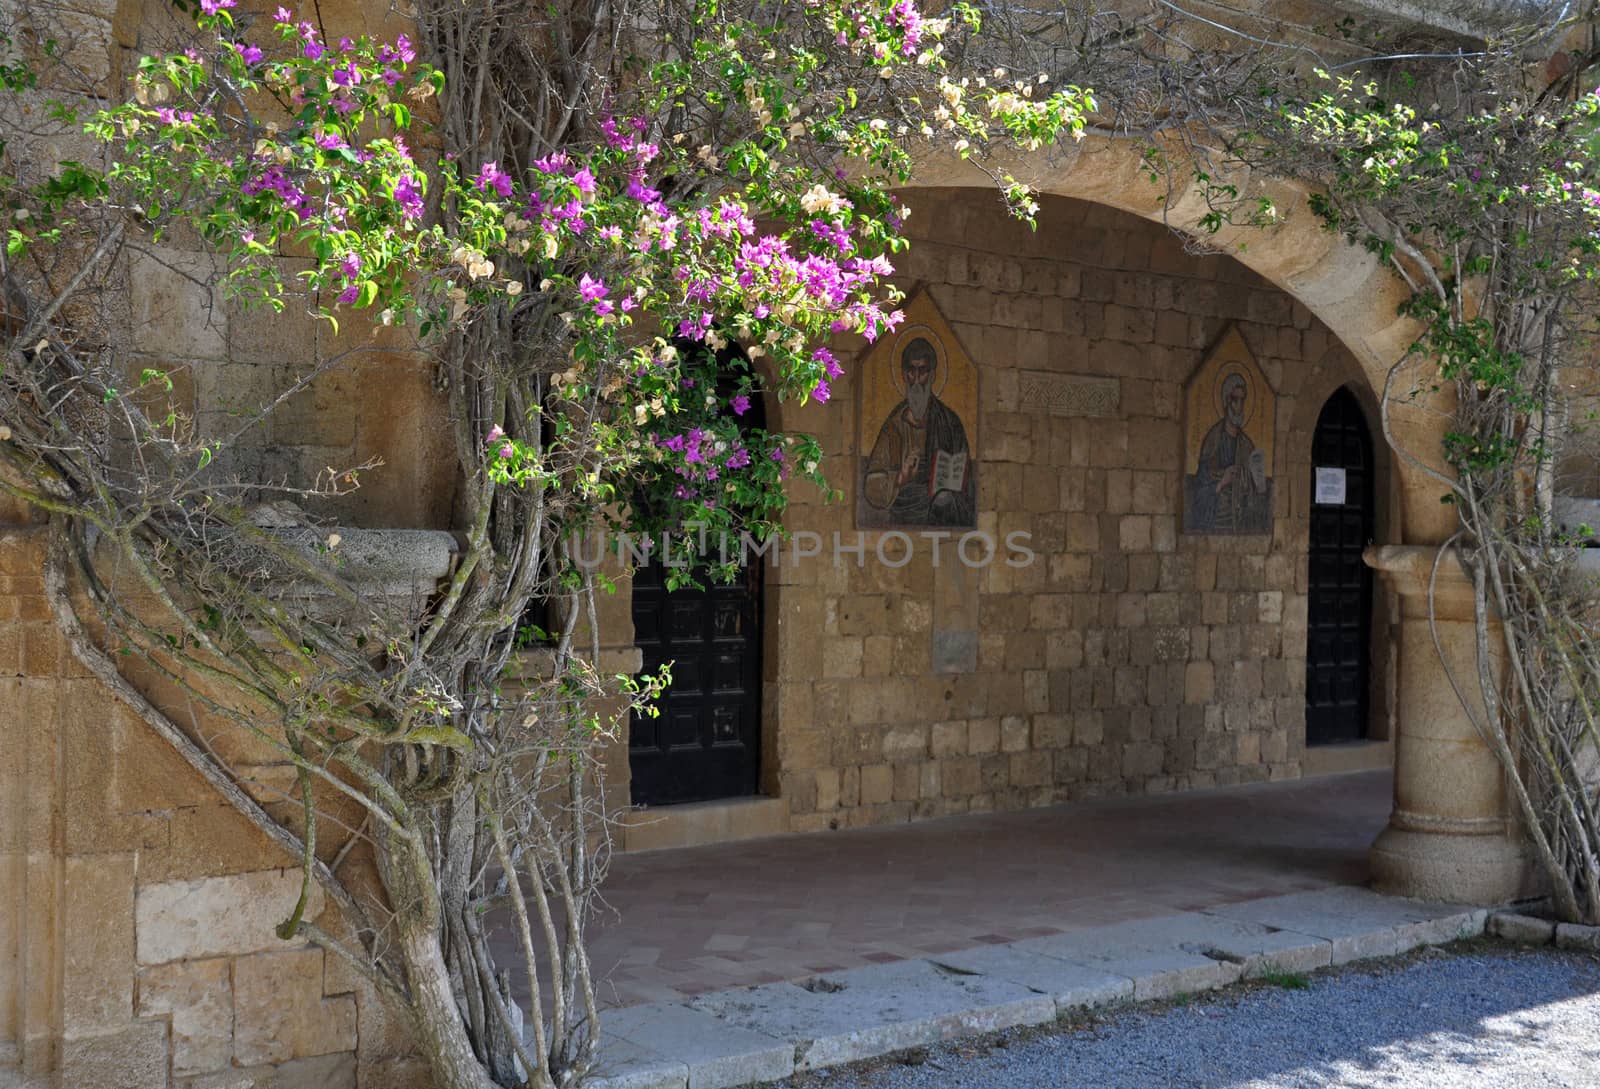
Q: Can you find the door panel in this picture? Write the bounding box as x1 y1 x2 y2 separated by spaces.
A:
1305 388 1374 746
629 561 763 805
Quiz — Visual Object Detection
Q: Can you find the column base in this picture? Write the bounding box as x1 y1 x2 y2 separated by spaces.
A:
1370 822 1534 905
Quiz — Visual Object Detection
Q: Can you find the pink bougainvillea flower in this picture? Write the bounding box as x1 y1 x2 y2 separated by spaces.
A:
393 174 424 220
474 161 513 198
577 273 607 301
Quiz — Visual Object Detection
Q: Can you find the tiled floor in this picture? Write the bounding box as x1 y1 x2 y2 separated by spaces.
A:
504 769 1392 1010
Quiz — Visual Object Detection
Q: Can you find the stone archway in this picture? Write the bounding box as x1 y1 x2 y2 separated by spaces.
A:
885 141 1529 905
907 137 1454 546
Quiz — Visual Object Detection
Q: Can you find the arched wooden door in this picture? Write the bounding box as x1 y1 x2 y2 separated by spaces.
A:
1305 387 1375 746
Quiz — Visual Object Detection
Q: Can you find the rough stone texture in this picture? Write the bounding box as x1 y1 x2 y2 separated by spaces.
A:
174 1053 357 1089
137 958 234 1075
927 944 1132 1012
231 949 358 1066
1489 912 1557 945
1554 922 1600 953
1056 911 1335 979
602 1002 792 1089
1006 926 1243 1001
691 959 1054 1072
136 869 326 965
58 1021 170 1089
61 854 136 1035
1205 886 1486 965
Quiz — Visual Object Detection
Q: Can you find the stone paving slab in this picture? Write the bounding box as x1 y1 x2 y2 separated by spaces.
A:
691 959 1056 1071
587 1031 688 1089
596 1002 791 1089
928 943 1133 1012
1007 931 1241 1001
1201 886 1487 965
1489 911 1556 944
1067 910 1336 977
588 887 1491 1089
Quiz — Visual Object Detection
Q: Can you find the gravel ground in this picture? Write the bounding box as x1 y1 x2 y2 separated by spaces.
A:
777 944 1600 1089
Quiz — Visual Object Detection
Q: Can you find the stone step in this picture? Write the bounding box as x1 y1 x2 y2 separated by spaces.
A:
584 886 1489 1089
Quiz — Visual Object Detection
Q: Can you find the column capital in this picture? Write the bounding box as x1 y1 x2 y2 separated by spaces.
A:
1364 543 1480 622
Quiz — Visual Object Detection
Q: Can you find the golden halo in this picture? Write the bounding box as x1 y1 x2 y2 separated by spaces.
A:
1211 360 1258 433
889 324 948 399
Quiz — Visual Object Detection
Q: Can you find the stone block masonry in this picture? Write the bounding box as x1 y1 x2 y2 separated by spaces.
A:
763 190 1388 835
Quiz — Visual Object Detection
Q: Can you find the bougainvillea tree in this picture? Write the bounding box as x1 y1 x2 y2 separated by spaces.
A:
0 1 1088 1085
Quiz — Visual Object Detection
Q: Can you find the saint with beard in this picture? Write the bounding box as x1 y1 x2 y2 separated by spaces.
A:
862 336 975 526
1186 373 1271 534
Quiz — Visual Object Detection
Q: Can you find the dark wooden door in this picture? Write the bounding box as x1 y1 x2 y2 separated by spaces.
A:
1305 387 1374 746
629 559 763 805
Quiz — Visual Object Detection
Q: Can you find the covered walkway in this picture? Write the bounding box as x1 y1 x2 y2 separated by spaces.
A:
570 770 1391 1009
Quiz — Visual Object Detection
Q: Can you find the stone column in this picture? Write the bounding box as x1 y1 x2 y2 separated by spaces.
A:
1365 544 1530 904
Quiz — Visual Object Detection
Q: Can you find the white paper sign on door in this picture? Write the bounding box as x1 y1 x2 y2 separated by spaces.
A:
1314 467 1347 505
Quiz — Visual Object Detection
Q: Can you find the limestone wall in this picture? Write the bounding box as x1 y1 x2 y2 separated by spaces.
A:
1 0 449 1082
0 525 432 1089
757 190 1396 832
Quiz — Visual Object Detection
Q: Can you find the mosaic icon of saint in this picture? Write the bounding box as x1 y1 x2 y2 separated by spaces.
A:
861 336 975 526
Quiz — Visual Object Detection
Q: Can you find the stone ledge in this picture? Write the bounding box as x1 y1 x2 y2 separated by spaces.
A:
1554 921 1600 953
620 796 790 853
253 525 456 600
1489 911 1557 945
1301 739 1393 778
